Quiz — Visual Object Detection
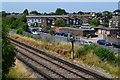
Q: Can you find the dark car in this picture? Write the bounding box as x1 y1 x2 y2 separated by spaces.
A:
63 33 72 37
41 29 49 33
97 40 111 46
55 32 65 36
86 33 98 38
112 42 120 48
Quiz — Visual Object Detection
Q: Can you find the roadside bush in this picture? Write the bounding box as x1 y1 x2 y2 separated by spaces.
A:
93 46 116 62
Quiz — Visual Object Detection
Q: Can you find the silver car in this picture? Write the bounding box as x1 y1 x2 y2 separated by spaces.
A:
80 41 93 45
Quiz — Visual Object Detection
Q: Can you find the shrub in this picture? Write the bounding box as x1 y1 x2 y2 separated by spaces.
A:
44 26 51 30
70 25 77 28
76 45 96 58
16 28 23 34
93 46 116 62
49 30 55 35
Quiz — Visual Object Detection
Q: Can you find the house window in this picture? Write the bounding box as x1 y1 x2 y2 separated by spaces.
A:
113 21 116 24
38 19 41 23
27 19 29 22
116 21 119 26
32 19 34 22
48 20 50 23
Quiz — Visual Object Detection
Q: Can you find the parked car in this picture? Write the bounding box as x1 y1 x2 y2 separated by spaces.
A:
55 32 65 36
86 33 98 38
29 28 39 35
63 33 72 37
112 42 120 48
80 41 94 45
41 29 49 33
97 40 111 46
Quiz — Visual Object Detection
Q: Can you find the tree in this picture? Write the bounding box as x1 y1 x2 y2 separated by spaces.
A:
102 23 109 27
55 8 67 15
2 11 7 17
77 11 84 15
30 10 38 15
113 9 120 13
23 9 29 15
20 15 27 23
95 13 102 18
49 12 56 15
90 18 100 26
2 18 16 78
54 18 67 27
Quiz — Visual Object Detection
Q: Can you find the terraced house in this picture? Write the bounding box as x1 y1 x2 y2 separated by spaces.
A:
26 14 94 27
109 16 120 28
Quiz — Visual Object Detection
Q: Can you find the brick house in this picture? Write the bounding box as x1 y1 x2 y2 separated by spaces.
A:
109 16 120 28
26 14 94 27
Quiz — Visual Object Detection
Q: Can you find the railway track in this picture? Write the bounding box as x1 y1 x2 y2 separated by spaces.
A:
8 37 111 80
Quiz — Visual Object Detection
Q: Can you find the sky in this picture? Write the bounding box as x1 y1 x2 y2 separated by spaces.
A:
2 2 119 13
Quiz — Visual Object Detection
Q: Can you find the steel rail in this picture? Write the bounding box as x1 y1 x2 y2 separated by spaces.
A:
17 49 70 80
16 55 53 80
13 41 89 80
8 37 111 80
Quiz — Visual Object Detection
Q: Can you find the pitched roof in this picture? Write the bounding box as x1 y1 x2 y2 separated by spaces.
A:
110 16 120 21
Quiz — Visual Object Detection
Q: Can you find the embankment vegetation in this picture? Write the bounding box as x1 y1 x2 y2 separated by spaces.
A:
11 34 119 78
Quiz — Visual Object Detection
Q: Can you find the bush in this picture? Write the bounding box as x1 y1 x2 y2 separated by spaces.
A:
93 46 116 62
16 28 23 34
76 45 96 58
49 30 55 35
44 26 51 30
70 25 77 28
102 23 109 27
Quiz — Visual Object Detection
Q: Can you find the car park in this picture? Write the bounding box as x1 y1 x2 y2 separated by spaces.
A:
97 40 111 46
112 42 120 48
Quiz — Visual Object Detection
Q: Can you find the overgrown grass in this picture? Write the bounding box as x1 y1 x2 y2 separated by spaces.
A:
75 44 119 78
11 34 119 78
12 34 74 55
7 60 36 78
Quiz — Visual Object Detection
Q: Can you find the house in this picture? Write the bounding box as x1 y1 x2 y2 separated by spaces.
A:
26 14 95 27
109 16 120 28
26 14 84 27
6 13 23 18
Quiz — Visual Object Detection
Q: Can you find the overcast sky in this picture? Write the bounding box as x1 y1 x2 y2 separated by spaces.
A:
2 2 119 13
